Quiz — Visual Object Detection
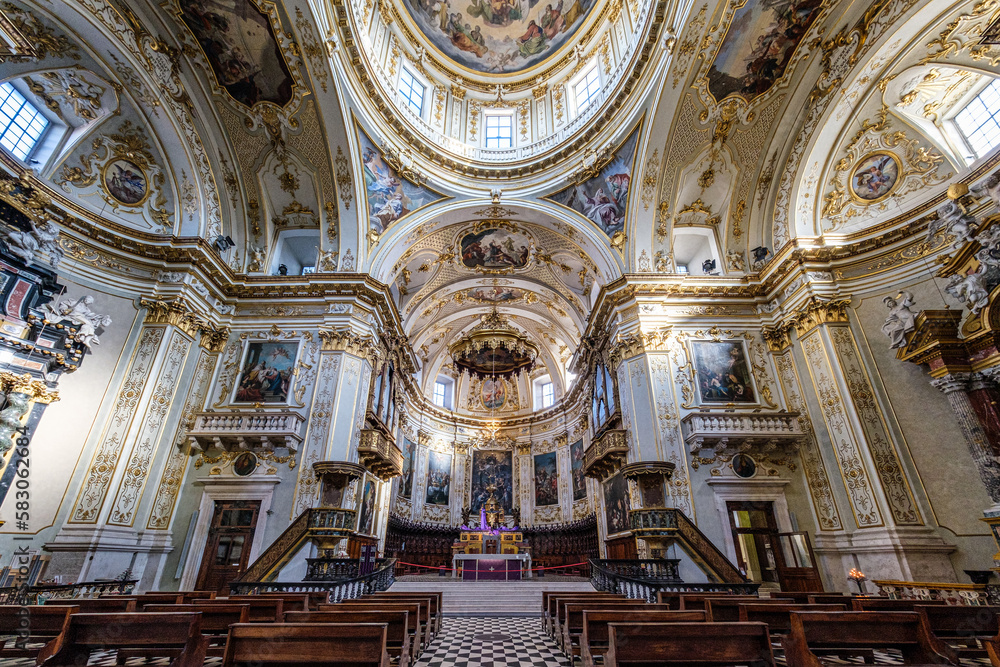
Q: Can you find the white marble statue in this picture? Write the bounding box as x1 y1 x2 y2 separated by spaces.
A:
972 171 1000 212
726 250 746 272
881 291 917 349
946 272 990 314
3 220 64 267
41 295 112 347
929 199 978 243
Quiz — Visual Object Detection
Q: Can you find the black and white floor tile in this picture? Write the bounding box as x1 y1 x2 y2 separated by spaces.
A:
415 616 571 667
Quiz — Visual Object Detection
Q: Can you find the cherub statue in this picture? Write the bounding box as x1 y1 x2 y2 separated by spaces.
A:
972 171 1000 212
881 291 917 349
726 250 746 272
946 272 990 314
41 295 112 347
929 199 978 244
3 220 63 267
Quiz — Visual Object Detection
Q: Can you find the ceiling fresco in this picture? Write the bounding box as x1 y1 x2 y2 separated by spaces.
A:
705 0 824 104
177 0 295 108
400 0 600 73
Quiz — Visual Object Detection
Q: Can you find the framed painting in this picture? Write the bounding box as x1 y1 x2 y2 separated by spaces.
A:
481 378 507 410
850 152 901 203
533 451 558 506
691 340 757 404
570 439 586 501
425 450 452 506
233 341 300 404
400 437 416 498
603 472 629 535
357 477 377 535
470 450 513 513
460 228 533 270
102 159 148 206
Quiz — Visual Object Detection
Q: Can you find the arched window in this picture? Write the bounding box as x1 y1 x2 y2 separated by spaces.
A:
0 82 48 161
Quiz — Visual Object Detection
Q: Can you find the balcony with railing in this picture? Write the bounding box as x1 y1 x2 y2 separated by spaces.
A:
186 411 305 453
358 428 404 481
681 411 805 453
582 428 629 480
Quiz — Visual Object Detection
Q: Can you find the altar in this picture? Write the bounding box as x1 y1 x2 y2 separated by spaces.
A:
452 553 532 580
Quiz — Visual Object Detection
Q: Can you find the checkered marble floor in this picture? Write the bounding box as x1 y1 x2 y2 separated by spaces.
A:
415 616 571 667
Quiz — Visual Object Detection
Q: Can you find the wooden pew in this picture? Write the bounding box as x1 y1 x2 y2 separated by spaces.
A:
704 597 795 622
223 622 390 667
915 605 1000 659
139 603 250 658
678 594 761 612
851 597 949 612
739 603 848 634
561 602 672 655
286 609 412 667
545 594 625 636
359 595 438 640
191 596 284 622
770 591 837 604
230 593 309 612
604 622 776 666
368 592 442 636
44 598 137 613
180 591 217 603
38 611 208 667
127 592 185 605
809 594 857 605
580 610 706 667
322 601 425 655
782 611 959 666
0 604 76 662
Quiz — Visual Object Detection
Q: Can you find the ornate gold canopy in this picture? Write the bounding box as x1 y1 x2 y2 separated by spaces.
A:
448 308 539 379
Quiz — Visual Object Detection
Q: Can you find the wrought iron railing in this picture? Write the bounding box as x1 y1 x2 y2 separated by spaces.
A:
590 558 759 602
230 557 396 602
0 579 137 604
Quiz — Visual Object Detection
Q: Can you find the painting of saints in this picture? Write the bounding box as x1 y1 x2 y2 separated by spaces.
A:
234 342 298 403
104 160 147 205
547 128 639 237
481 378 507 410
533 452 559 506
359 131 442 234
357 478 377 534
851 153 899 201
460 228 532 270
570 439 586 501
603 473 629 534
426 451 452 505
706 0 824 104
470 450 514 513
178 0 295 108
401 438 416 497
692 340 757 404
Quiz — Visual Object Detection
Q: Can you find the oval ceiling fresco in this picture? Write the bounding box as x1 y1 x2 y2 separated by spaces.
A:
402 0 600 74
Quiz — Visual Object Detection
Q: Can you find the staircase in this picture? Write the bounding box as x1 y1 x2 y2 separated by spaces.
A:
390 580 595 617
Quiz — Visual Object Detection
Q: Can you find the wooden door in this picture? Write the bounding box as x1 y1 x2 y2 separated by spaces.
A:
726 501 782 585
195 500 261 594
774 531 824 592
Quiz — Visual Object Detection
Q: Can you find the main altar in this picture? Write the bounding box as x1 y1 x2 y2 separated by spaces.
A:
451 489 531 579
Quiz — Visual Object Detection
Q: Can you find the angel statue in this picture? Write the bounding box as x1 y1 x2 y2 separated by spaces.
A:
41 295 112 348
945 272 990 314
881 291 917 349
3 220 63 267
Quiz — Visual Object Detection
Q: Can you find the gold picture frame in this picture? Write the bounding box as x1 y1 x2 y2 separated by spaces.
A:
849 151 901 205
101 158 150 207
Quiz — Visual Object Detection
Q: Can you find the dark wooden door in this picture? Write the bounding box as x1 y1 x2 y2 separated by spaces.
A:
195 500 261 594
775 531 824 592
726 501 782 585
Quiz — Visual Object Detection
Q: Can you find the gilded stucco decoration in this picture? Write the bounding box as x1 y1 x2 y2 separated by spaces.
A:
59 121 172 231
821 105 951 231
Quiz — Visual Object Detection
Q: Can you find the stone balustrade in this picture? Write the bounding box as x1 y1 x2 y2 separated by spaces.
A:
681 411 805 453
186 410 306 453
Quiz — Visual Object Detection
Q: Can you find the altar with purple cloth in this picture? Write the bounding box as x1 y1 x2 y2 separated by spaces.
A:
452 553 532 580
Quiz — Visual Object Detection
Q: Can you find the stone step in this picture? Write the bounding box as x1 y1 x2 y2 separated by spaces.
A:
390 580 596 617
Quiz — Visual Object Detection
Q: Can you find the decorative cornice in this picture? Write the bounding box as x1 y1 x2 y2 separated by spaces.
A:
788 297 852 336
319 328 379 363
139 297 229 348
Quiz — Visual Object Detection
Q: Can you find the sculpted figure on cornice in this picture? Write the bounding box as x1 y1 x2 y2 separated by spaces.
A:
41 295 111 348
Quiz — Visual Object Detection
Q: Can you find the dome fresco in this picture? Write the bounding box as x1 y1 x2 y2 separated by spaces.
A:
401 0 600 73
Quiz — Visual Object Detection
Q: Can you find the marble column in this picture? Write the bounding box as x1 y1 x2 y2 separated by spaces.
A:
930 373 1000 507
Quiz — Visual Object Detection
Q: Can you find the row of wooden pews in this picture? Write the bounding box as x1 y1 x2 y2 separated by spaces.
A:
543 589 1000 666
0 588 444 666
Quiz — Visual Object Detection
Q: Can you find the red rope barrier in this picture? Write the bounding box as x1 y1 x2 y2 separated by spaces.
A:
397 560 590 572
